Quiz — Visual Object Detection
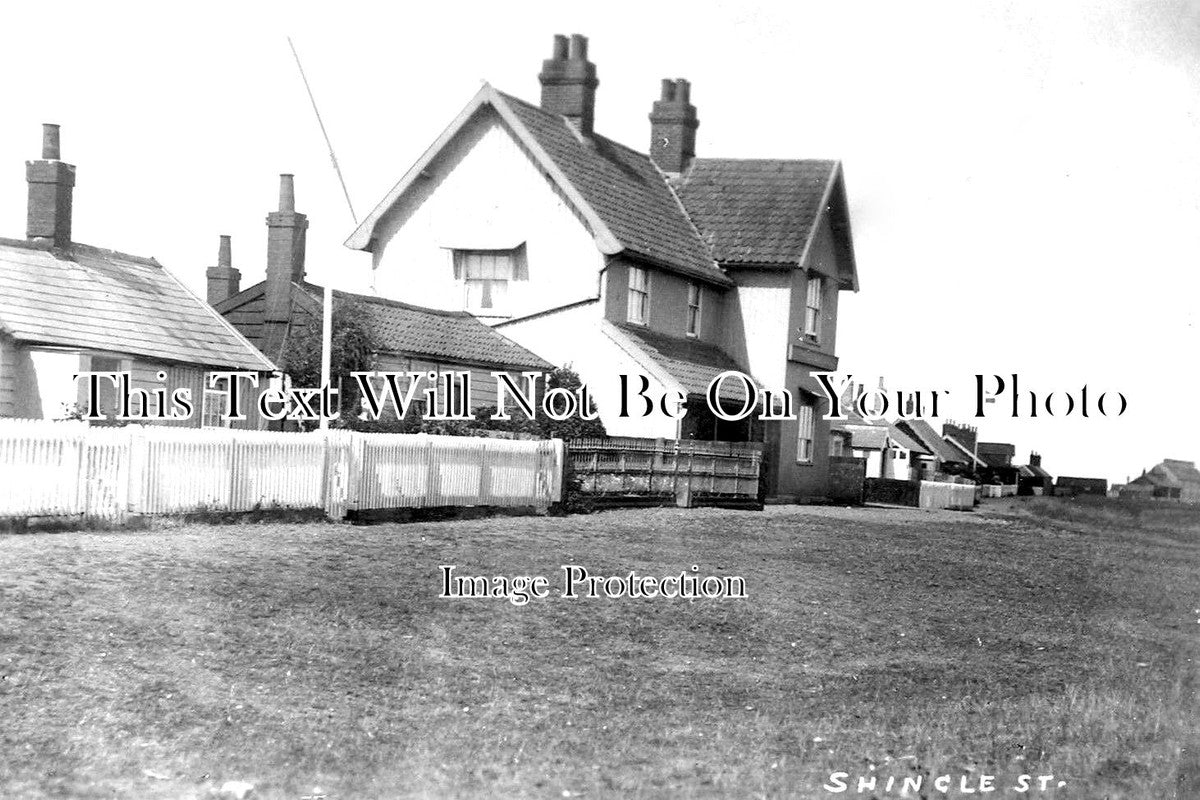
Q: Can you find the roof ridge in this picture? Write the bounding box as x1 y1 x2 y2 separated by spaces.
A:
497 88 663 166
0 237 161 268
650 156 722 268
690 156 840 166
302 281 473 318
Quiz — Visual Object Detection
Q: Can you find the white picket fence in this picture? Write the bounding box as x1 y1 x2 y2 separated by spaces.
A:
0 419 563 521
919 480 977 510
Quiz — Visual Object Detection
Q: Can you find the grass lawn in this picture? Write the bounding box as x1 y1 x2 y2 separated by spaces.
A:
1 500 1198 798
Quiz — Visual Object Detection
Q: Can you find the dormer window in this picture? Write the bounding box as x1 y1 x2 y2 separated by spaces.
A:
804 274 823 341
453 245 528 314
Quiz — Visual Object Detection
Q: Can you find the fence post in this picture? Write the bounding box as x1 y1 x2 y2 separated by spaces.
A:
227 434 239 512
551 439 564 503
424 437 439 508
478 439 492 505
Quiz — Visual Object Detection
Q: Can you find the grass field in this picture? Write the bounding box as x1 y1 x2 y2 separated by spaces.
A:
2 499 1198 798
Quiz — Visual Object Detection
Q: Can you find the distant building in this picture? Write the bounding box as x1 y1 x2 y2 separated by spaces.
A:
977 442 1016 468
1017 452 1054 496
1121 459 1200 503
1055 476 1108 497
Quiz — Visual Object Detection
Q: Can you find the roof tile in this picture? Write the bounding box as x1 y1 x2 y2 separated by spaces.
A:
299 284 550 370
499 92 727 284
675 159 838 264
0 239 273 371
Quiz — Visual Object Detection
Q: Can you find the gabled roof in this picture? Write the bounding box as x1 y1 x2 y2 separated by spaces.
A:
217 278 549 371
1022 463 1053 480
0 237 273 371
674 159 859 290
885 424 931 455
346 85 730 287
1161 459 1200 485
295 284 550 371
943 434 988 468
896 419 967 464
603 321 754 405
1129 470 1179 488
840 424 889 450
500 93 726 284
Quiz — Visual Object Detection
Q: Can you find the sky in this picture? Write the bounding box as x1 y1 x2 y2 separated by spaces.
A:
1 0 1197 483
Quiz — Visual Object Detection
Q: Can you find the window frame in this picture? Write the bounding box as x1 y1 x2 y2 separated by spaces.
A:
796 394 815 464
804 273 823 341
686 282 702 337
451 245 528 315
80 353 130 421
627 266 650 325
201 374 233 429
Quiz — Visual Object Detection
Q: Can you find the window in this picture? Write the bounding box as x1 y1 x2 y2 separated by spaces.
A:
453 246 527 313
84 355 125 420
804 274 823 340
686 282 702 336
202 375 232 428
829 434 845 457
627 266 649 324
796 395 815 463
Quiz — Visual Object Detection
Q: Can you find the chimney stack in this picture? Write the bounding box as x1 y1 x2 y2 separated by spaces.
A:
265 174 308 323
206 235 241 306
649 78 699 175
1030 452 1041 468
539 33 599 135
26 123 76 248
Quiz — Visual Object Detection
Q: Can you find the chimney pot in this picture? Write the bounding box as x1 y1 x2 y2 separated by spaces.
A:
41 123 61 160
660 79 674 101
539 33 599 136
551 34 568 60
206 234 242 306
569 34 588 60
279 174 295 212
265 174 309 339
26 123 75 248
676 79 690 103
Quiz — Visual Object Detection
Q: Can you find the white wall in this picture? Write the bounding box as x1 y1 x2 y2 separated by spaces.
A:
27 349 83 420
370 110 605 322
724 270 791 391
498 304 682 439
853 448 884 478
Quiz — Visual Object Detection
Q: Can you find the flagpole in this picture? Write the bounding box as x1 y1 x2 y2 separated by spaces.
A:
286 36 358 431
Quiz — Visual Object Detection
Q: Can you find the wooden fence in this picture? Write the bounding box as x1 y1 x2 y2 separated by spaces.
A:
568 437 763 508
0 419 562 521
918 480 977 510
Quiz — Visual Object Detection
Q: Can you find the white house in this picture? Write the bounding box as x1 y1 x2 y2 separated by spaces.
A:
343 35 860 501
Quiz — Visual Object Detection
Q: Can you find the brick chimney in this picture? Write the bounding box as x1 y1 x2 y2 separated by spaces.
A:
26 124 76 248
649 78 698 175
206 235 241 306
1030 452 1042 468
943 420 978 455
265 174 307 323
539 34 598 135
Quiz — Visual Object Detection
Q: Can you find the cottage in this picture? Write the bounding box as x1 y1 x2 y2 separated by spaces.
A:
1121 459 1200 503
210 175 551 419
0 125 274 426
894 418 973 479
344 34 860 501
1017 452 1054 496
